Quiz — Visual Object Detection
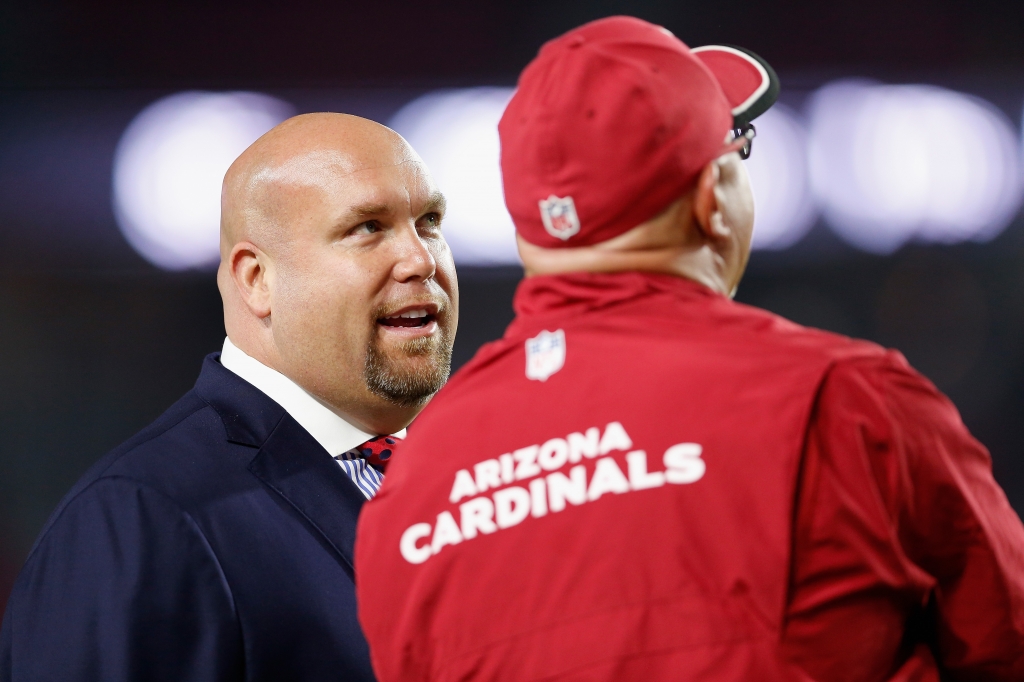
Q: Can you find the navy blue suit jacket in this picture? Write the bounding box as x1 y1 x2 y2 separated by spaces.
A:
1 355 377 681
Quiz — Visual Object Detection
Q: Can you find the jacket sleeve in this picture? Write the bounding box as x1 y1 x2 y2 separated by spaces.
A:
0 476 242 682
784 352 1024 681
876 356 1024 679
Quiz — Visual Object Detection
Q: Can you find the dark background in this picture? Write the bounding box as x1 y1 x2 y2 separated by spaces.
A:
3 0 1024 615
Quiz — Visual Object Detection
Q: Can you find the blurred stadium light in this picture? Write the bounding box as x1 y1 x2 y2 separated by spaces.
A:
112 92 293 270
389 88 519 265
105 84 1024 269
807 80 1023 254
745 103 818 250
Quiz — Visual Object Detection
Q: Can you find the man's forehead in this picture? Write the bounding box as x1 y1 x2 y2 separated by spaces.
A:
259 142 432 200
264 144 419 184
337 168 442 218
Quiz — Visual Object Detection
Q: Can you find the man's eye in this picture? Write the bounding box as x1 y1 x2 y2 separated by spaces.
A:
420 213 442 230
351 221 380 236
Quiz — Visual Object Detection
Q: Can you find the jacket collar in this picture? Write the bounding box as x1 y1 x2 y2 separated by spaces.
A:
194 353 286 447
219 337 381 457
508 271 721 336
194 354 366 575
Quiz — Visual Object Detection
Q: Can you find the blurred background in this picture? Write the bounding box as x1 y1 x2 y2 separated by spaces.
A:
3 0 1024 613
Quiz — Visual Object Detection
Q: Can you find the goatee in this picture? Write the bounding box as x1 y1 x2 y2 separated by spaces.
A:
364 328 453 407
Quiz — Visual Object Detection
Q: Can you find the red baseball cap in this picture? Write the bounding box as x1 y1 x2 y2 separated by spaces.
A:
499 16 780 247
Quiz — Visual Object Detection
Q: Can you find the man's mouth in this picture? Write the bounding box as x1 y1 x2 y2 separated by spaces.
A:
377 305 439 330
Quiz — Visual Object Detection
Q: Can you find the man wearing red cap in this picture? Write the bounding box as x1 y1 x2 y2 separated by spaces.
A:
355 16 1024 681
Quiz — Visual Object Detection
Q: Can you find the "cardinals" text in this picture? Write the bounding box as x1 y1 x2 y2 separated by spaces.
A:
398 422 705 564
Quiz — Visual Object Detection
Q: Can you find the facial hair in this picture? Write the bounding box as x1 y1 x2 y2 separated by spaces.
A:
364 310 454 407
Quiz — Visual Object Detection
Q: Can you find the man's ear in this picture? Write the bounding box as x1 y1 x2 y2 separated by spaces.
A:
692 160 728 242
229 241 273 319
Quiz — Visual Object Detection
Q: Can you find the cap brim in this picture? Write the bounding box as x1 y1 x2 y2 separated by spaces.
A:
691 45 780 127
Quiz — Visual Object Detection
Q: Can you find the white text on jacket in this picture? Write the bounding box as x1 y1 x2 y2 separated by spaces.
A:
399 422 705 564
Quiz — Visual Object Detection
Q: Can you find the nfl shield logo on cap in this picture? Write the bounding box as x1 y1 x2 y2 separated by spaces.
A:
525 329 566 381
538 195 581 241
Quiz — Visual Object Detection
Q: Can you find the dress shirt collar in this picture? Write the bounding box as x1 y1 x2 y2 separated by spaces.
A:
219 337 405 456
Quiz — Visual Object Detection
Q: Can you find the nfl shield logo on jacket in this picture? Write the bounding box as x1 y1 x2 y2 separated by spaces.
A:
525 329 566 381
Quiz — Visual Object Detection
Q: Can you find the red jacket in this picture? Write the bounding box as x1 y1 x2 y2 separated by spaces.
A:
355 271 1024 681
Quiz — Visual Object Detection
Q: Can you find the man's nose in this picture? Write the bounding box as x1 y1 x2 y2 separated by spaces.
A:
392 224 437 283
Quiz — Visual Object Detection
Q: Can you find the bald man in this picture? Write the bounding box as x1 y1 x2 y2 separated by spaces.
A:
0 113 457 681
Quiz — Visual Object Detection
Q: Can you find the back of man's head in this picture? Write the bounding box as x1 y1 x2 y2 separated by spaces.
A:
498 16 779 296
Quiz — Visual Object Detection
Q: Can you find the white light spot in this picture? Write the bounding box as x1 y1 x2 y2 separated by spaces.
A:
745 103 817 250
389 88 519 265
807 80 1022 254
112 91 293 270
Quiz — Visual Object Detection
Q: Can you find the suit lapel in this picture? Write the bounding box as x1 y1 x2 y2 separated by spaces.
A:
195 353 368 576
248 415 366 575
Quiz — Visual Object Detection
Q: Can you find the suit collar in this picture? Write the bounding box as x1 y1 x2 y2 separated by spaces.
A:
219 337 379 456
193 353 365 573
194 353 286 447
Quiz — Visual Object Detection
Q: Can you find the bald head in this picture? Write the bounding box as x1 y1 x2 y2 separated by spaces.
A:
217 112 458 434
221 113 420 255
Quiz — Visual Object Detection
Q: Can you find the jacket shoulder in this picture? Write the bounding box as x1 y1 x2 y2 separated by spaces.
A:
723 298 884 357
72 389 213 485
31 389 237 553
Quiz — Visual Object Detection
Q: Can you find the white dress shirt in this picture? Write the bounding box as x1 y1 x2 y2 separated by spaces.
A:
219 337 403 499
